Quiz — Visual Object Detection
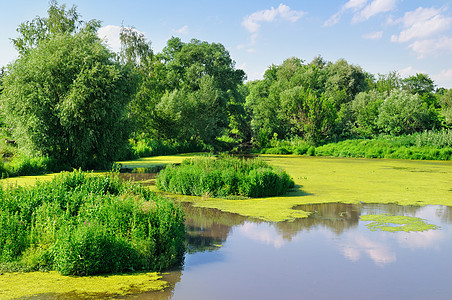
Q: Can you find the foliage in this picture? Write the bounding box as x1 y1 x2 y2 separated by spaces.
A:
130 138 207 158
377 90 439 135
0 170 185 275
2 30 133 169
258 130 452 160
438 89 452 127
123 35 247 147
349 90 385 137
156 156 294 198
11 0 100 56
314 132 452 160
245 56 368 146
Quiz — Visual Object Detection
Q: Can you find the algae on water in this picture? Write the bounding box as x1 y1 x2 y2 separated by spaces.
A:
360 214 440 232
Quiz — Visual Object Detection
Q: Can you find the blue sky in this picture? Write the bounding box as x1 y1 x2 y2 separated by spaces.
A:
1 0 452 88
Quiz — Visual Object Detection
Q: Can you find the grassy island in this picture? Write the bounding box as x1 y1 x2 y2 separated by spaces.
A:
156 156 295 198
0 170 185 276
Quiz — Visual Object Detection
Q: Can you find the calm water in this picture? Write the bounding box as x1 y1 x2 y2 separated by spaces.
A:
136 202 452 300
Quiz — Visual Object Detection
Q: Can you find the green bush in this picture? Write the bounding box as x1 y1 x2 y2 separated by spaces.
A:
130 138 207 158
0 170 185 275
156 156 294 198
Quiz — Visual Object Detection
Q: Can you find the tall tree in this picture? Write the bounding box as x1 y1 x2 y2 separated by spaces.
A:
402 73 438 108
11 0 100 56
2 5 133 169
130 37 246 145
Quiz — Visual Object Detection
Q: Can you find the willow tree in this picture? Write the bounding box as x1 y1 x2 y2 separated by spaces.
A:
2 2 133 169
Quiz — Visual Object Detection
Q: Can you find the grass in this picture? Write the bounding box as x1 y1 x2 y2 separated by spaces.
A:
0 170 185 276
259 130 452 161
156 155 295 198
129 138 208 158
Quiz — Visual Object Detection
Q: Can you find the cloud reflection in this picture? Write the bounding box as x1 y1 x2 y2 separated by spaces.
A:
337 234 396 266
238 222 288 248
397 230 446 249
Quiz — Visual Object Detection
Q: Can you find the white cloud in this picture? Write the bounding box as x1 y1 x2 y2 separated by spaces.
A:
362 31 383 40
97 25 123 50
353 0 397 22
97 25 145 52
433 69 452 88
324 0 368 27
435 69 452 81
240 4 304 53
397 66 425 78
242 4 305 33
391 7 452 43
324 0 396 26
344 0 369 10
238 222 288 248
397 230 445 250
407 36 452 58
174 25 189 35
338 234 396 266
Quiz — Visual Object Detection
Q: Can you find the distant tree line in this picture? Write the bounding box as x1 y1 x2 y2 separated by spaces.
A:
0 1 451 169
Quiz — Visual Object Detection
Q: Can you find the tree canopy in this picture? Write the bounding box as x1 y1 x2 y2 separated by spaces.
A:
2 5 133 169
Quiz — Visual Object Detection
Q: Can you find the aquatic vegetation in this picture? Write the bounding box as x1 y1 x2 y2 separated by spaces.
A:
0 271 167 299
360 214 440 232
191 155 452 222
0 170 185 275
156 155 294 198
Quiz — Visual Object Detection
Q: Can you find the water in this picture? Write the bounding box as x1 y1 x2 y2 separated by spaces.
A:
138 203 452 300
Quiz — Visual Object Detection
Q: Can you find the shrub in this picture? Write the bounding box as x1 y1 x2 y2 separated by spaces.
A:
0 170 185 275
156 156 294 198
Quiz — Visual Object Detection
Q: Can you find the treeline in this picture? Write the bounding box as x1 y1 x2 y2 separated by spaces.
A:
1 1 452 174
246 58 451 147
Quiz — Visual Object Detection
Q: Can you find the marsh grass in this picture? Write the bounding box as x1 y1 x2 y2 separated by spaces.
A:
130 138 208 158
0 170 185 276
260 130 452 160
156 155 294 198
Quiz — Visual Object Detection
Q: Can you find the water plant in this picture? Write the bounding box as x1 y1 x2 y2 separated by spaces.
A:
156 155 294 198
0 170 185 275
360 214 440 232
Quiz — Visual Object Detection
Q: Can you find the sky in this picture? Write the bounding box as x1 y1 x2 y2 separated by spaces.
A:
1 0 452 88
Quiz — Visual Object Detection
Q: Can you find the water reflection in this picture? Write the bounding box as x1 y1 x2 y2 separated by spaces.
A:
116 171 452 299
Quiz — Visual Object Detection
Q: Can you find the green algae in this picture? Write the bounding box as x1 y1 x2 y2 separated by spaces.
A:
185 155 452 222
360 214 440 232
0 271 168 299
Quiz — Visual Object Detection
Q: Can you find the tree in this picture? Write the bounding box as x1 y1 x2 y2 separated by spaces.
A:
438 89 452 127
377 90 439 135
349 90 385 137
130 37 246 145
11 0 100 56
0 67 5 95
402 73 438 108
2 31 133 169
375 71 401 94
280 87 336 145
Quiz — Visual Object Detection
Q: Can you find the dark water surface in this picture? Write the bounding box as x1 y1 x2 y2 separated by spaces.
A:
132 202 452 300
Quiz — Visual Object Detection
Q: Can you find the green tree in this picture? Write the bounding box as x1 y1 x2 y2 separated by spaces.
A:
375 71 401 94
11 0 100 56
402 73 438 108
438 89 452 127
350 90 385 137
280 87 336 145
377 90 439 135
2 31 133 169
131 37 246 146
